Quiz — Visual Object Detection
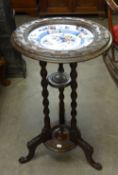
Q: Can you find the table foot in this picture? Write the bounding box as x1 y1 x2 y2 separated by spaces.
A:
19 129 51 164
70 129 102 170
77 138 102 170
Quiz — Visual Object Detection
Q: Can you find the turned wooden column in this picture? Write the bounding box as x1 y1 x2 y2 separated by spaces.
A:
58 64 65 125
70 63 78 129
39 61 51 129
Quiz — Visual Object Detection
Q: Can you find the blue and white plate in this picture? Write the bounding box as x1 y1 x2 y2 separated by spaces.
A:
28 24 94 51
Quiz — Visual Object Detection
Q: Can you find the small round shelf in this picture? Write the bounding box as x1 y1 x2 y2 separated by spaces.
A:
44 125 76 153
11 17 112 63
47 72 71 88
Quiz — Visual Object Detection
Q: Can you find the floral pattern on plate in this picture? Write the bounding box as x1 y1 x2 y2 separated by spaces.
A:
28 24 94 51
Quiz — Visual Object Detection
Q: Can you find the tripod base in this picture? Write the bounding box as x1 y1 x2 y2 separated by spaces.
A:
19 124 102 170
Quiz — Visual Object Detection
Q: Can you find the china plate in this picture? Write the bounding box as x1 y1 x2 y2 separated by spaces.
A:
28 24 94 51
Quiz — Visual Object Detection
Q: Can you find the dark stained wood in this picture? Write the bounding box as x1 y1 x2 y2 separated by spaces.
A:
39 61 51 129
39 0 105 16
11 0 37 16
11 16 109 169
18 61 102 170
58 64 65 125
44 124 76 152
39 0 72 15
59 87 65 125
19 61 52 164
69 63 102 170
19 128 51 163
73 0 105 15
70 127 102 170
58 63 64 73
70 63 78 129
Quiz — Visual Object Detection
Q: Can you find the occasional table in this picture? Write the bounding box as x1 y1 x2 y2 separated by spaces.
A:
11 17 112 170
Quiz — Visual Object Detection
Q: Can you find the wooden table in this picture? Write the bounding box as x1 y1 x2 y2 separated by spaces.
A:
11 17 112 170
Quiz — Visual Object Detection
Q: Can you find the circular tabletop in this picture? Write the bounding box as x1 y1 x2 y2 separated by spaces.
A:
11 17 112 63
